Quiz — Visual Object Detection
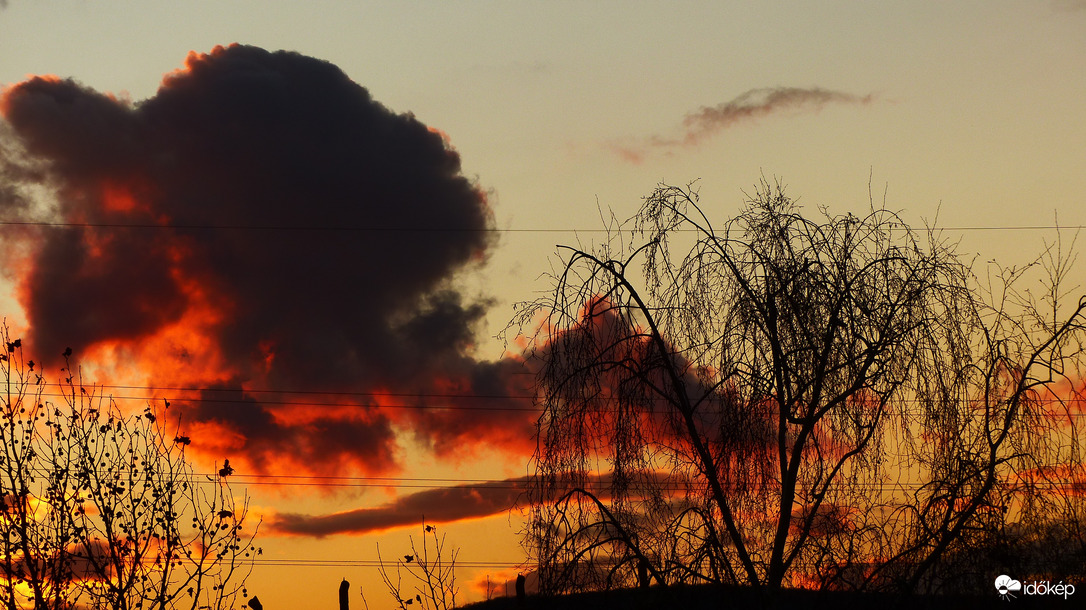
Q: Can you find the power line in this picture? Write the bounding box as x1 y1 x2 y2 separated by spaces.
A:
225 474 509 483
0 221 579 233
22 466 1079 491
14 389 1086 418
36 556 527 569
248 558 526 569
0 220 1083 233
20 466 529 490
208 480 1084 491
26 381 538 410
32 391 537 411
19 394 534 412
50 383 534 399
19 382 1086 413
205 478 526 490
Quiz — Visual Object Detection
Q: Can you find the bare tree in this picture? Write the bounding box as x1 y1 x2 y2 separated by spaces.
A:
512 179 1086 598
0 325 260 609
375 522 458 610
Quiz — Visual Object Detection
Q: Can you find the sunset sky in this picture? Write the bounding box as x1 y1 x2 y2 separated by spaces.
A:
1 1 1084 608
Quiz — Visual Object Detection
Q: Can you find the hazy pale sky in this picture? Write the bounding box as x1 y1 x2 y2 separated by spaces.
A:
1 1 1084 608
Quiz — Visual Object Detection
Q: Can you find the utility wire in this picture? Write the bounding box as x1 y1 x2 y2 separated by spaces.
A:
44 383 535 398
0 220 1083 233
30 391 538 411
238 559 526 569
22 466 1077 491
16 383 1086 414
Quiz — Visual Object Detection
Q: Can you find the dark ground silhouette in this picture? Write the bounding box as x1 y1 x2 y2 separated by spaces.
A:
461 584 1062 610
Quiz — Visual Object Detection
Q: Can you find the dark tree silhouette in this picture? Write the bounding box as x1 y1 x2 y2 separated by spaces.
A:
374 522 458 610
0 326 259 609
512 179 1086 597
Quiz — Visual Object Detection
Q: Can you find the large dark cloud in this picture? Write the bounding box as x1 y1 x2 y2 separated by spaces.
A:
0 44 535 475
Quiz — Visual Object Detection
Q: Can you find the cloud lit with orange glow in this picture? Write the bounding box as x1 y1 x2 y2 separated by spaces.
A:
0 44 536 480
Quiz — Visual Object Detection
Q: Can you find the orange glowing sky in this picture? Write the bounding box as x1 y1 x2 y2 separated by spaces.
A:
1 2 1085 609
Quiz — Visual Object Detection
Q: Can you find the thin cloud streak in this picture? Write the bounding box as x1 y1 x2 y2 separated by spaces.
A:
267 469 692 538
612 86 874 163
267 476 530 537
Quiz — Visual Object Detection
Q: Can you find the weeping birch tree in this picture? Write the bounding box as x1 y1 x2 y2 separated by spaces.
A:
513 179 1086 596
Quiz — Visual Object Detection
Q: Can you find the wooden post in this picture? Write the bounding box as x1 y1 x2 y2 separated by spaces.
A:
515 573 526 604
340 578 350 610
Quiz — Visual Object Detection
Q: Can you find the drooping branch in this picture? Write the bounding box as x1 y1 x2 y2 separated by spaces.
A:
515 178 1086 596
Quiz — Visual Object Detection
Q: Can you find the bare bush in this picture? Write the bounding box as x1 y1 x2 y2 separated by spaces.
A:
0 326 259 609
376 522 458 610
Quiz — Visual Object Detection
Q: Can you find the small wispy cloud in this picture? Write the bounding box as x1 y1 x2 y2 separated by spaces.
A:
611 86 874 163
1052 0 1086 11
